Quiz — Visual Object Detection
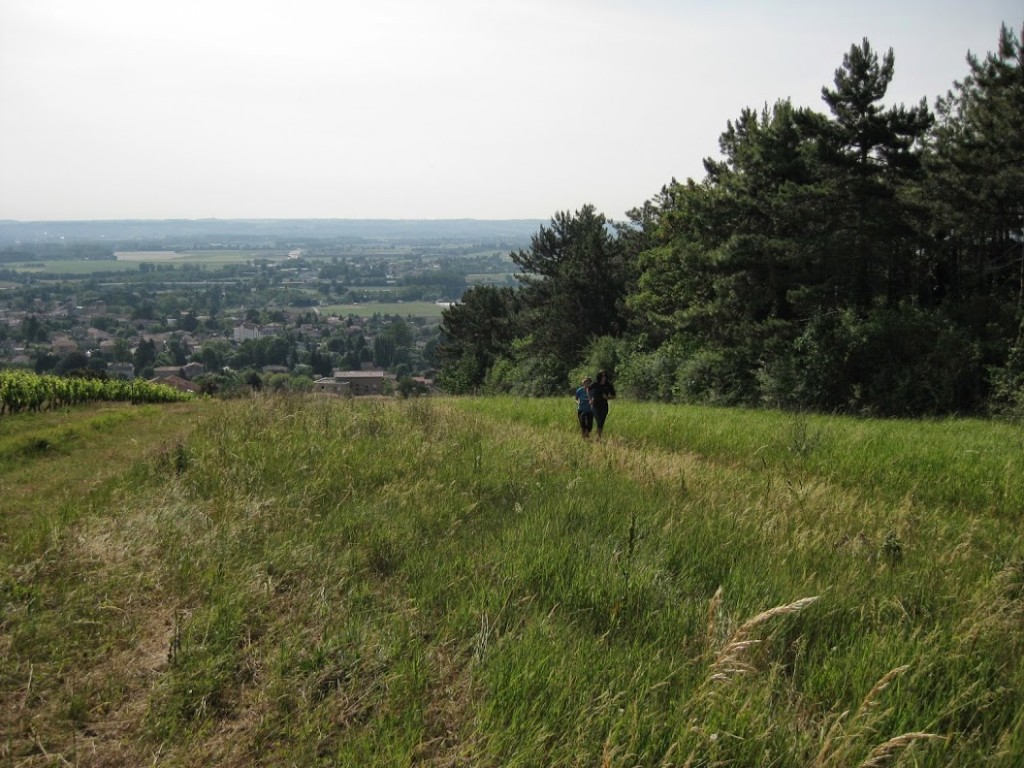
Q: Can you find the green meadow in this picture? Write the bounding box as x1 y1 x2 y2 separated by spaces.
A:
8 260 145 275
2 251 287 276
115 250 291 264
316 301 448 319
466 273 517 286
1 395 1022 766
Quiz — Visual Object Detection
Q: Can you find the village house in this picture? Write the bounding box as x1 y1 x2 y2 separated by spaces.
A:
233 322 260 342
153 365 185 379
232 322 284 343
313 377 351 395
149 374 199 393
182 361 205 379
151 361 206 380
108 362 135 380
50 335 78 355
314 369 389 396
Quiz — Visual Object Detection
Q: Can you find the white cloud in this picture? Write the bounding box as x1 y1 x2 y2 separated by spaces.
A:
1 0 1020 220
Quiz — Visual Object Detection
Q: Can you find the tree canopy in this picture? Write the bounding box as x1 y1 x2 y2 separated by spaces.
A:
439 23 1024 417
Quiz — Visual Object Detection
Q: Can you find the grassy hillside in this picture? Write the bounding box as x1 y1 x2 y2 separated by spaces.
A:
2 395 1022 766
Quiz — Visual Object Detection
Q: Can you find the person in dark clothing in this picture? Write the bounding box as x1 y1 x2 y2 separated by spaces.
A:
589 370 616 440
575 376 594 439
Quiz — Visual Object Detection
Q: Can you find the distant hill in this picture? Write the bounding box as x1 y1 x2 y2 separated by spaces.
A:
0 218 546 246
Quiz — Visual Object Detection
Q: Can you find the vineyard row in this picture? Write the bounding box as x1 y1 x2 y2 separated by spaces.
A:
0 370 194 415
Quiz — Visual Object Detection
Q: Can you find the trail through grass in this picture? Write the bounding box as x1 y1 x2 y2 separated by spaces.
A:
2 394 1022 766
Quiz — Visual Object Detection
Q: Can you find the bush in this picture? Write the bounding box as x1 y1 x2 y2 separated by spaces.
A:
482 357 518 395
985 316 1024 419
787 310 861 411
786 306 983 416
676 346 758 406
507 354 567 397
616 343 686 402
437 353 486 394
570 336 626 385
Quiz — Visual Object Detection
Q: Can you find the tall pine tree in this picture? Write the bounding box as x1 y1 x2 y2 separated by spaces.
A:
814 39 933 309
512 205 630 385
926 23 1024 309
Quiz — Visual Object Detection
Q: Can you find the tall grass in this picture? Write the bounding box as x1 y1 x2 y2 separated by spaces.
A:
2 394 1022 766
463 396 1024 515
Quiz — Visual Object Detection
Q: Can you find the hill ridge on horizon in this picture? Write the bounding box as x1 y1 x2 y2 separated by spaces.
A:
0 217 547 245
0 216 547 223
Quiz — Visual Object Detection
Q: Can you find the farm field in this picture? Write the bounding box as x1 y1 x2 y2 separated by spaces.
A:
316 300 449 319
2 394 1022 766
2 251 290 275
7 259 144 275
115 249 291 264
465 272 516 285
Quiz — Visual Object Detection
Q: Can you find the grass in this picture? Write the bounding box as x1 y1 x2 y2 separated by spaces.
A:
316 301 448 319
465 273 516 285
461 397 1024 515
1 394 1022 766
9 260 146 274
115 249 291 264
4 250 290 275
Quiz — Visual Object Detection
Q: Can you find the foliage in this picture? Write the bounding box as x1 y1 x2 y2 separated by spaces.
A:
987 316 1024 418
0 369 193 415
756 306 983 415
569 335 627 389
510 205 632 387
615 342 688 401
435 23 1024 418
925 23 1024 310
438 285 521 393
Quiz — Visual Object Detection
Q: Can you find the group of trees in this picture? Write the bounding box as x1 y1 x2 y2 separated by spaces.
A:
439 25 1024 417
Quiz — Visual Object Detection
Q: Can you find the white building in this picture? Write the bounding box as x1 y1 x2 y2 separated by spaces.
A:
233 322 261 343
313 370 390 396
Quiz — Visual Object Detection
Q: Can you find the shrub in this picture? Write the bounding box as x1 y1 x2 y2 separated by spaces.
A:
616 343 686 402
788 305 983 416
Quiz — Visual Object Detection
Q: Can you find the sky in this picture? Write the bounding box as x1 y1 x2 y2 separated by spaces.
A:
0 1 1020 223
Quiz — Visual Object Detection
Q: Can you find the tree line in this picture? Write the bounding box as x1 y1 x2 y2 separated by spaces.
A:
438 24 1024 417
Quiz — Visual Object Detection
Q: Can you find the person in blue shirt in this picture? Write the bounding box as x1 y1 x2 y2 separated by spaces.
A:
575 376 594 439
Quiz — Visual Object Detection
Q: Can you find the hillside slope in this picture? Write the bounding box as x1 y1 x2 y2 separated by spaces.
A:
2 395 1022 766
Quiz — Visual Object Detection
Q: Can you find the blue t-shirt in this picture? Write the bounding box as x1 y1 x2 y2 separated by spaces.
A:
575 385 593 413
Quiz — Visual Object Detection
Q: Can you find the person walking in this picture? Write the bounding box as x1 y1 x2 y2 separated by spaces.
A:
590 370 616 440
575 376 594 439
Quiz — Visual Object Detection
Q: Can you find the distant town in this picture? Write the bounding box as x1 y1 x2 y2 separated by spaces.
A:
0 219 539 396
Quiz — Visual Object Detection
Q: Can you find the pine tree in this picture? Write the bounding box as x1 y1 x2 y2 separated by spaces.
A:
815 39 933 309
511 205 629 381
926 23 1024 308
437 286 520 393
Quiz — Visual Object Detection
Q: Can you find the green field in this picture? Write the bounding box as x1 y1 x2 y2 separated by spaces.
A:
466 272 517 285
2 395 1022 766
116 249 291 264
316 300 449 319
2 250 290 275
8 259 144 274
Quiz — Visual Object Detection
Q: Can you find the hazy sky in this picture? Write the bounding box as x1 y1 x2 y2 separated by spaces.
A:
1 1 1020 222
